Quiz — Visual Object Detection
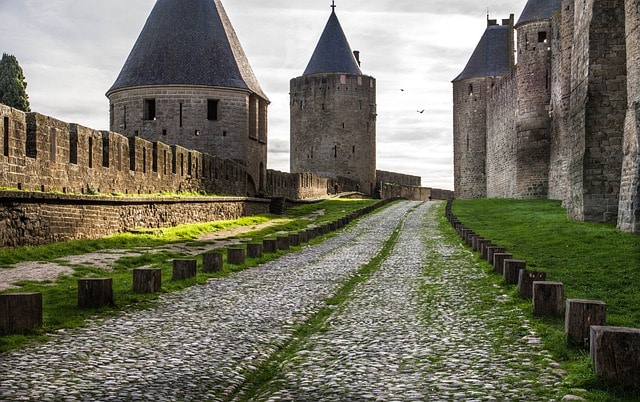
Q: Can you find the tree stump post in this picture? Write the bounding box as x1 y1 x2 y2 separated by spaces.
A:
0 293 42 334
503 259 526 285
172 260 197 280
78 278 113 308
493 253 513 274
133 268 162 293
227 248 246 265
590 326 640 388
202 252 224 273
263 239 277 253
517 270 546 299
486 246 505 265
565 299 607 347
480 242 495 260
533 281 564 317
247 243 263 258
276 236 290 250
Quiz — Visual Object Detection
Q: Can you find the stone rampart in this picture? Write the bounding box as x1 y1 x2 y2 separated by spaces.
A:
0 191 269 248
266 170 329 200
376 170 421 187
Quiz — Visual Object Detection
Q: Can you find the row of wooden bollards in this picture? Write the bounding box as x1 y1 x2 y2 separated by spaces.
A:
445 200 640 389
0 198 398 336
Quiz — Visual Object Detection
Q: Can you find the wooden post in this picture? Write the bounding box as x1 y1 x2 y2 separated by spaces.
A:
493 253 513 274
276 236 290 250
202 252 223 273
288 233 300 247
486 246 505 265
590 326 640 388
78 278 113 308
133 268 162 293
247 243 263 258
533 281 564 317
565 299 607 347
263 239 277 253
518 270 546 299
503 259 526 285
172 260 197 280
481 242 495 260
0 293 42 334
227 248 246 265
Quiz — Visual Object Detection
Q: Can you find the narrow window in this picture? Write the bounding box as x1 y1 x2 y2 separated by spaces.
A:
340 75 346 85
334 145 338 158
50 128 57 162
110 104 114 129
88 137 93 168
4 117 10 156
180 154 184 176
352 145 356 154
144 99 156 120
163 149 167 175
123 106 127 129
179 103 183 127
468 84 473 96
142 147 147 174
207 99 219 121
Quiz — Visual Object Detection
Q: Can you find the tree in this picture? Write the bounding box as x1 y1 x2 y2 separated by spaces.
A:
0 53 30 112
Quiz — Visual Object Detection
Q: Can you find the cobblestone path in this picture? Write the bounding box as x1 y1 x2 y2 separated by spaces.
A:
0 201 562 401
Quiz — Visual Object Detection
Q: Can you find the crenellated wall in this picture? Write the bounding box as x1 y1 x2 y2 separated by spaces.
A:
376 170 421 187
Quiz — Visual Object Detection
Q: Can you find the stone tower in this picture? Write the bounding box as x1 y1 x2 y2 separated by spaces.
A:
452 17 514 199
290 4 377 195
512 0 560 198
106 0 269 195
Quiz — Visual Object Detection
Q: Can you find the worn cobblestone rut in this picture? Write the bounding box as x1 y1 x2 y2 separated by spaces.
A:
0 201 561 401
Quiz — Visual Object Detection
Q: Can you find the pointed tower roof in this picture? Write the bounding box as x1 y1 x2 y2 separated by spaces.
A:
107 0 267 100
515 0 562 27
303 6 362 76
453 22 511 82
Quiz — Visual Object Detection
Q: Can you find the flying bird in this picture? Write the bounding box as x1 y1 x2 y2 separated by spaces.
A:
417 109 425 113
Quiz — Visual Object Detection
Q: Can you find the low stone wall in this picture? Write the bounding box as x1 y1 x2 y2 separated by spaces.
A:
0 192 270 248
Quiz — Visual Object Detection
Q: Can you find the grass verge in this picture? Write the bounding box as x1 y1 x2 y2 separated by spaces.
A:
451 198 640 401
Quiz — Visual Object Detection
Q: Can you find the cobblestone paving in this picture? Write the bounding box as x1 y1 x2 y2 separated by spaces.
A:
256 202 563 401
0 201 563 401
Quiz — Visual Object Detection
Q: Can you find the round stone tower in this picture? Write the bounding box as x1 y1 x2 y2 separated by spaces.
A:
106 0 269 195
513 0 561 198
290 4 377 195
452 17 514 199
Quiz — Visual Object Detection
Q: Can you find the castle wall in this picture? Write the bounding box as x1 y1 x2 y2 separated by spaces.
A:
376 170 421 187
266 170 329 200
0 104 252 197
548 0 575 200
567 0 627 222
618 0 640 233
0 192 269 248
452 77 488 199
108 86 267 194
486 71 518 198
290 74 377 195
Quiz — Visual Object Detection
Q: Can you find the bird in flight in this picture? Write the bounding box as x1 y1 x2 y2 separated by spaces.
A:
417 109 425 113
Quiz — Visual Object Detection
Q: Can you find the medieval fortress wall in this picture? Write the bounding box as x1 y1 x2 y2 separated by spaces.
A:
453 0 640 234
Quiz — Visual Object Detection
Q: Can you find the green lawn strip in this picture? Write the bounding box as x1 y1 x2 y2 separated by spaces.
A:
0 199 382 353
451 199 640 401
228 219 405 401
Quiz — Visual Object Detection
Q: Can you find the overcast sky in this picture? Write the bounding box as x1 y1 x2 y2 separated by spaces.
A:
0 0 529 190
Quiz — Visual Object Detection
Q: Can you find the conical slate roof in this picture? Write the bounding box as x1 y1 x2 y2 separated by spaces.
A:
516 0 562 27
303 9 362 76
107 0 267 100
453 24 511 82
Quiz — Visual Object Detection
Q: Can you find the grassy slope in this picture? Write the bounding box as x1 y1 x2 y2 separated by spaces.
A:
452 199 640 401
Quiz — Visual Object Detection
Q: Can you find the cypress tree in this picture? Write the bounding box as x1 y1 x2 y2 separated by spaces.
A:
0 53 31 112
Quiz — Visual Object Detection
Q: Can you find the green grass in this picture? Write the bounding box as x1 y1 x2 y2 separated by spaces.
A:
0 198 380 353
451 198 640 401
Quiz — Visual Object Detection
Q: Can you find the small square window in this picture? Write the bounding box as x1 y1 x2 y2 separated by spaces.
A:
538 31 547 43
208 99 219 121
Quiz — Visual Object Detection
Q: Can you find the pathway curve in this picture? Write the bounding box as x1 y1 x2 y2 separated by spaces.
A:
0 201 562 401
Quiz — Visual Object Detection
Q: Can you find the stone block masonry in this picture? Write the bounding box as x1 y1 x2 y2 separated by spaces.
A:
0 191 269 248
